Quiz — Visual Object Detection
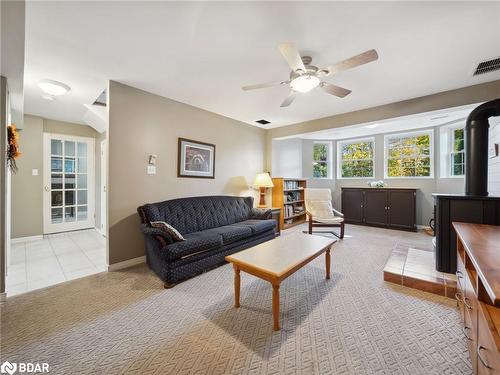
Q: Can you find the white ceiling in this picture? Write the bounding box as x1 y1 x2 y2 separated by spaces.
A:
24 2 500 128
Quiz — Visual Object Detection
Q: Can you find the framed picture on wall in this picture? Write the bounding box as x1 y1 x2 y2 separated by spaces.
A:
177 138 216 178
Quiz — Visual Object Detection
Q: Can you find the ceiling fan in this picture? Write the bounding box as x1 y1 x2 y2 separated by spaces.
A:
242 43 378 107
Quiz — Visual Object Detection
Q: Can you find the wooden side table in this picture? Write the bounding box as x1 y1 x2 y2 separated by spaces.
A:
270 207 281 236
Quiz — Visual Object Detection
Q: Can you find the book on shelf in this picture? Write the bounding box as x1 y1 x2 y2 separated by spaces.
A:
284 180 301 190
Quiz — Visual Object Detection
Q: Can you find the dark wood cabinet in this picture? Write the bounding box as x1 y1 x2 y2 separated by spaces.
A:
364 190 389 227
388 190 417 230
341 189 364 224
341 187 416 231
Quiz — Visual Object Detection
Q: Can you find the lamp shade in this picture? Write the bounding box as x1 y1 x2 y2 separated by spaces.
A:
253 172 274 188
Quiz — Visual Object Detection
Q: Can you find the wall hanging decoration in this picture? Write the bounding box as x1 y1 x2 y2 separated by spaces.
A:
7 125 21 173
177 138 215 178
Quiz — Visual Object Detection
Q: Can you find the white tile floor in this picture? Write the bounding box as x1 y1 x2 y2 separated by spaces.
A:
6 229 106 297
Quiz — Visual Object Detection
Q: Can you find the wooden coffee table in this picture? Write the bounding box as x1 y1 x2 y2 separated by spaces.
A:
225 233 336 331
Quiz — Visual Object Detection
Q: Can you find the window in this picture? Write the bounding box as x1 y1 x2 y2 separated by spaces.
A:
450 127 465 176
337 138 374 178
312 142 331 178
385 131 433 178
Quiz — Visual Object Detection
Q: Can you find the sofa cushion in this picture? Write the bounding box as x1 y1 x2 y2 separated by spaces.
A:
205 225 253 245
165 231 222 260
232 219 276 235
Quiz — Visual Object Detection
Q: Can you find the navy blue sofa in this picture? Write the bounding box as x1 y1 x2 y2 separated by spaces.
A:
138 196 276 287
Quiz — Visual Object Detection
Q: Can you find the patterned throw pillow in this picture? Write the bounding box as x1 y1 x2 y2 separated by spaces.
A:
150 221 185 242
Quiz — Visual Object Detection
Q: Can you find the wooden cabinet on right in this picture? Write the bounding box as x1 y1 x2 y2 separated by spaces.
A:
341 187 416 231
454 223 500 374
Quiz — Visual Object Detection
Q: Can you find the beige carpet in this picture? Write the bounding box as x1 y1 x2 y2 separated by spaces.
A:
1 224 471 374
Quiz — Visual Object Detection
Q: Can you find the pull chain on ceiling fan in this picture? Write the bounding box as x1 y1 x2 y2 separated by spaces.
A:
242 43 378 107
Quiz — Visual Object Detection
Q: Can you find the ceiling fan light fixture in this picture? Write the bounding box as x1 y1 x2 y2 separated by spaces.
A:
38 79 71 97
290 75 320 93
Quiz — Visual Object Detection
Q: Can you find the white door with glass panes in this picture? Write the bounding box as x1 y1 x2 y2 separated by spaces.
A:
43 134 95 233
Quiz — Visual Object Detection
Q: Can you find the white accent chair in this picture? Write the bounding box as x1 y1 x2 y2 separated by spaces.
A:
304 188 345 239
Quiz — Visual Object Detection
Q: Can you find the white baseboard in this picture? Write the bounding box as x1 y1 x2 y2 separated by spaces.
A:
94 226 106 237
11 235 44 243
107 256 145 271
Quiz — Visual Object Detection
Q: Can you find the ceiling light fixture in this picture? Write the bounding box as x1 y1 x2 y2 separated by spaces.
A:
290 74 320 93
365 124 379 129
38 79 71 98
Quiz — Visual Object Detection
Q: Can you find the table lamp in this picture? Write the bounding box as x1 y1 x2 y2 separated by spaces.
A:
253 172 274 207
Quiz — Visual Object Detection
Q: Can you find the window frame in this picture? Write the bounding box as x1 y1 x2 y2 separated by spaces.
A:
312 141 332 179
449 125 465 178
336 137 375 179
384 130 434 179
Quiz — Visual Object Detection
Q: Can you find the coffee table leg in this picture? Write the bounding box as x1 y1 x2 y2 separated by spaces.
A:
272 283 280 331
234 264 240 308
326 247 331 280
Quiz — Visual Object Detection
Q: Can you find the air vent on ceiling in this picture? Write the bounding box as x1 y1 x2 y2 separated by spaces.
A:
256 119 270 125
473 57 500 76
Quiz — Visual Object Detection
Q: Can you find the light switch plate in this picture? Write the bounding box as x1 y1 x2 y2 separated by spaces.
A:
32 169 39 176
147 165 156 175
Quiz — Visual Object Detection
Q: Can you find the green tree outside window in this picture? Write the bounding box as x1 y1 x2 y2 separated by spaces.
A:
313 143 329 178
386 133 432 177
339 140 374 178
451 128 464 176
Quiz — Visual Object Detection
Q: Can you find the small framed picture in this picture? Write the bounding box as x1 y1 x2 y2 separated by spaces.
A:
177 138 216 178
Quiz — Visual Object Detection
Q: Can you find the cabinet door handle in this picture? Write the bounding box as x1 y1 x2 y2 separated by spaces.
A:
456 270 463 279
455 292 464 303
463 326 472 341
477 346 492 369
464 297 473 310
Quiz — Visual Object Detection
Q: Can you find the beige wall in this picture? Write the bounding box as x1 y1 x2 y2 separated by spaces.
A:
11 115 44 237
107 81 266 265
11 115 102 238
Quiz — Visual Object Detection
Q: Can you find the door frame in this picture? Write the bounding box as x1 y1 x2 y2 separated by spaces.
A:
100 139 107 236
43 133 96 234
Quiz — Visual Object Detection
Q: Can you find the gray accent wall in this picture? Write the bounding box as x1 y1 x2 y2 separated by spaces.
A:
107 81 267 265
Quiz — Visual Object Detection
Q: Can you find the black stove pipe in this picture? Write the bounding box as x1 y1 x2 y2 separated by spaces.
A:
465 98 500 196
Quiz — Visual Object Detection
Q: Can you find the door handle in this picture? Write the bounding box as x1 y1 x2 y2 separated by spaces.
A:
44 186 50 192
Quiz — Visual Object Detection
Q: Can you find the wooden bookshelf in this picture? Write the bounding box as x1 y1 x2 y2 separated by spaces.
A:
271 178 307 230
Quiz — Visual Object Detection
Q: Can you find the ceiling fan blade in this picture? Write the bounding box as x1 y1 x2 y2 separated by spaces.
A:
321 83 352 98
324 49 378 75
278 43 306 72
241 81 287 91
280 92 296 107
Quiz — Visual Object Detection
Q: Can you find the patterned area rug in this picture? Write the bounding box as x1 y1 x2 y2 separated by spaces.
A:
1 225 471 374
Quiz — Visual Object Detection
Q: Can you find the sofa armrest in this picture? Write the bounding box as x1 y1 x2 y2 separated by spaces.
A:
249 208 272 220
140 224 174 245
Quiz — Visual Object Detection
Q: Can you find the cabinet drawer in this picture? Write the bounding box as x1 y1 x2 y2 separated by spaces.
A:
477 303 500 374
